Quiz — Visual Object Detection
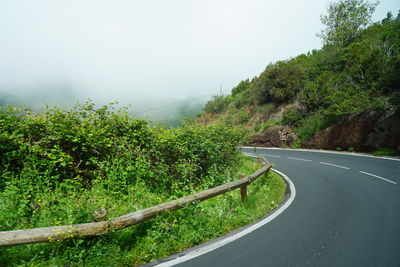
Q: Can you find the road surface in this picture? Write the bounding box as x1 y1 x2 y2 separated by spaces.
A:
157 148 400 267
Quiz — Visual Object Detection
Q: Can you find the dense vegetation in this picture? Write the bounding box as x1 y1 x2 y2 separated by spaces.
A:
0 101 245 231
202 2 400 149
0 102 286 265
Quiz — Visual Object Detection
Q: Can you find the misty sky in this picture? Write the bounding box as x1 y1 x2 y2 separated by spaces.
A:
0 0 398 106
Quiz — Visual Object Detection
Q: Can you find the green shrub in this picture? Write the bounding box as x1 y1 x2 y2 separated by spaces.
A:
281 107 300 125
373 148 398 156
236 109 250 124
259 120 281 132
0 102 249 234
203 95 226 114
0 103 280 267
0 102 153 188
291 140 302 149
294 112 335 141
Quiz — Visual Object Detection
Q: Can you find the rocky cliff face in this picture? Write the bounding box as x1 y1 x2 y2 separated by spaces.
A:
249 126 298 147
303 108 400 152
249 108 400 152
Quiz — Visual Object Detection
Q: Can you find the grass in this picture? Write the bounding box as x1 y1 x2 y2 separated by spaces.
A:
0 157 286 266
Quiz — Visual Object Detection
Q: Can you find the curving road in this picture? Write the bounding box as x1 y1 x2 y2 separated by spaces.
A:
156 148 400 267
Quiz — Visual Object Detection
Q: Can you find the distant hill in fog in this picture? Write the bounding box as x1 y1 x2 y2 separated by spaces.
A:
0 88 208 127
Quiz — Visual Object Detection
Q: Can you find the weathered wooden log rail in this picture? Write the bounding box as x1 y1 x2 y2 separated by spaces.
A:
0 156 270 247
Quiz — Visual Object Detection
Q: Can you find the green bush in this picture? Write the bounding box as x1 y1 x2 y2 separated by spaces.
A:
0 103 281 266
294 112 335 141
151 122 248 193
0 102 248 232
259 120 281 132
0 102 153 188
373 148 398 156
281 107 300 125
203 95 227 114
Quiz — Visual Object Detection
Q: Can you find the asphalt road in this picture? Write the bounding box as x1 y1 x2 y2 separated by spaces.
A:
165 148 400 267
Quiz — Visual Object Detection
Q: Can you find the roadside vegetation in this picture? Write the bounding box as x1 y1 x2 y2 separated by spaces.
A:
0 102 286 266
201 0 400 151
372 148 399 156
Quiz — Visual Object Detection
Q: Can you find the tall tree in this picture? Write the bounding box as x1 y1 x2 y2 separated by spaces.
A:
318 0 379 46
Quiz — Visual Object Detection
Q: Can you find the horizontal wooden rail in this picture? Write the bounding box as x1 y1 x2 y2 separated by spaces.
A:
0 156 270 247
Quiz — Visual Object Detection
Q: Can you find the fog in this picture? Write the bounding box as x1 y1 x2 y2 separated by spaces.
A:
0 0 398 119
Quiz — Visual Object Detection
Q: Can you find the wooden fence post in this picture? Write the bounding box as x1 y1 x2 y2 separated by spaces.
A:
93 208 107 222
239 173 247 202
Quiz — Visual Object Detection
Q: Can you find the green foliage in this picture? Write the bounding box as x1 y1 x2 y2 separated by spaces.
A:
254 103 275 115
200 10 400 147
248 58 307 105
294 112 335 140
0 101 153 189
0 148 286 266
150 121 248 193
291 140 302 149
299 71 336 111
203 95 227 114
0 102 249 234
281 107 300 126
236 109 250 124
259 120 281 132
232 79 251 96
373 147 399 156
318 0 378 46
223 108 250 126
0 102 269 266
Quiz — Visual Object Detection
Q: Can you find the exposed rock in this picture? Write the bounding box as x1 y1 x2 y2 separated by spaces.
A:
250 126 298 147
303 109 400 152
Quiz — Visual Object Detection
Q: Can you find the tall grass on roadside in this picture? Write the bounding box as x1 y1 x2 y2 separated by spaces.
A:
0 156 285 266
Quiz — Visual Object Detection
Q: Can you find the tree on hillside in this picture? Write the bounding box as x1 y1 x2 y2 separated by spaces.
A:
204 95 226 114
318 0 379 46
232 79 251 96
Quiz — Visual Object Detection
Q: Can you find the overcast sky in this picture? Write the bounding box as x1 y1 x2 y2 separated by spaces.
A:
0 0 398 105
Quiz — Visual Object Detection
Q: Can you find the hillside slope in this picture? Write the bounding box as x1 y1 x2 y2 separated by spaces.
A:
199 10 400 154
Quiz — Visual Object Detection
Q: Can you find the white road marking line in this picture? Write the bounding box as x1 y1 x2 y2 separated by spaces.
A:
288 157 312 162
319 162 350 169
359 171 397 185
264 154 281 158
239 146 400 162
155 169 296 266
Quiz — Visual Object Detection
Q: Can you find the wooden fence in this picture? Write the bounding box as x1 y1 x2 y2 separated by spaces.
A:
0 156 270 247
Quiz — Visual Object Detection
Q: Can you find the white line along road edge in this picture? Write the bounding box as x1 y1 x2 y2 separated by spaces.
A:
156 169 296 267
240 146 400 162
